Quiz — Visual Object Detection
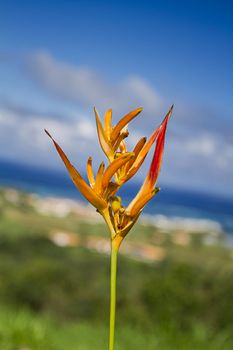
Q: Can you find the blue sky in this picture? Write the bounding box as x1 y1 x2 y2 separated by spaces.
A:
0 0 232 197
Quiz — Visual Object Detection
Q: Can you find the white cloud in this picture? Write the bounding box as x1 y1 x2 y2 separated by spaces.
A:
75 120 96 140
183 134 217 156
1 103 232 197
25 51 163 119
160 131 233 194
0 105 102 174
25 51 232 139
124 76 162 113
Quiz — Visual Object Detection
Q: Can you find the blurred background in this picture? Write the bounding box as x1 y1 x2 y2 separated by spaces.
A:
0 1 233 349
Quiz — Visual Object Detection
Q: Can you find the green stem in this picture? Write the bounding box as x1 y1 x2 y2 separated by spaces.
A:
109 241 118 350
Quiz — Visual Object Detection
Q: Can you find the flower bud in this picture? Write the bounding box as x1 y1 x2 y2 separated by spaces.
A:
111 196 122 213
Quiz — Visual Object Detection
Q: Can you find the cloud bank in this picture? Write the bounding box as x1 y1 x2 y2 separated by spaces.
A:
0 51 232 197
25 51 163 118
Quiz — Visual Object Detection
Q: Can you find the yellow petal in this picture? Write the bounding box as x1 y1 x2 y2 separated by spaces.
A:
86 157 95 188
112 130 129 152
111 107 142 143
94 107 114 160
126 188 160 218
119 140 127 153
127 128 160 180
102 152 135 188
104 108 112 139
125 136 146 173
93 161 105 195
45 130 107 210
132 136 147 157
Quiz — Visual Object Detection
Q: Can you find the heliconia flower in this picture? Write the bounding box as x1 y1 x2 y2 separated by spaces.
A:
45 105 173 246
45 104 173 350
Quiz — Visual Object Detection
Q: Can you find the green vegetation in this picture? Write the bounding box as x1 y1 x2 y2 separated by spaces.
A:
1 308 232 350
0 188 233 349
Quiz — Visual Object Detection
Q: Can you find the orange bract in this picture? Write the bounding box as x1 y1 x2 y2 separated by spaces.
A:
45 105 173 247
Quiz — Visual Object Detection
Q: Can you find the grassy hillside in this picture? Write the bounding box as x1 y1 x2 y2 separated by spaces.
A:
0 187 233 349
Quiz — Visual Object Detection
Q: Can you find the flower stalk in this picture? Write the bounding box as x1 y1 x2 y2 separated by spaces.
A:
109 241 118 350
45 104 173 350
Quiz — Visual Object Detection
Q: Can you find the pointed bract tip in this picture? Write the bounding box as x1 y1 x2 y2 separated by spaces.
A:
164 104 174 122
154 187 161 193
44 129 52 138
137 107 143 114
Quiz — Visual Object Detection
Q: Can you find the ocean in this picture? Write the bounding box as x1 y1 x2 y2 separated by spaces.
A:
0 159 233 238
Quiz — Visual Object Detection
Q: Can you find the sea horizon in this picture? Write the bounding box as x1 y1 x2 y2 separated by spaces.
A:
1 159 233 238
